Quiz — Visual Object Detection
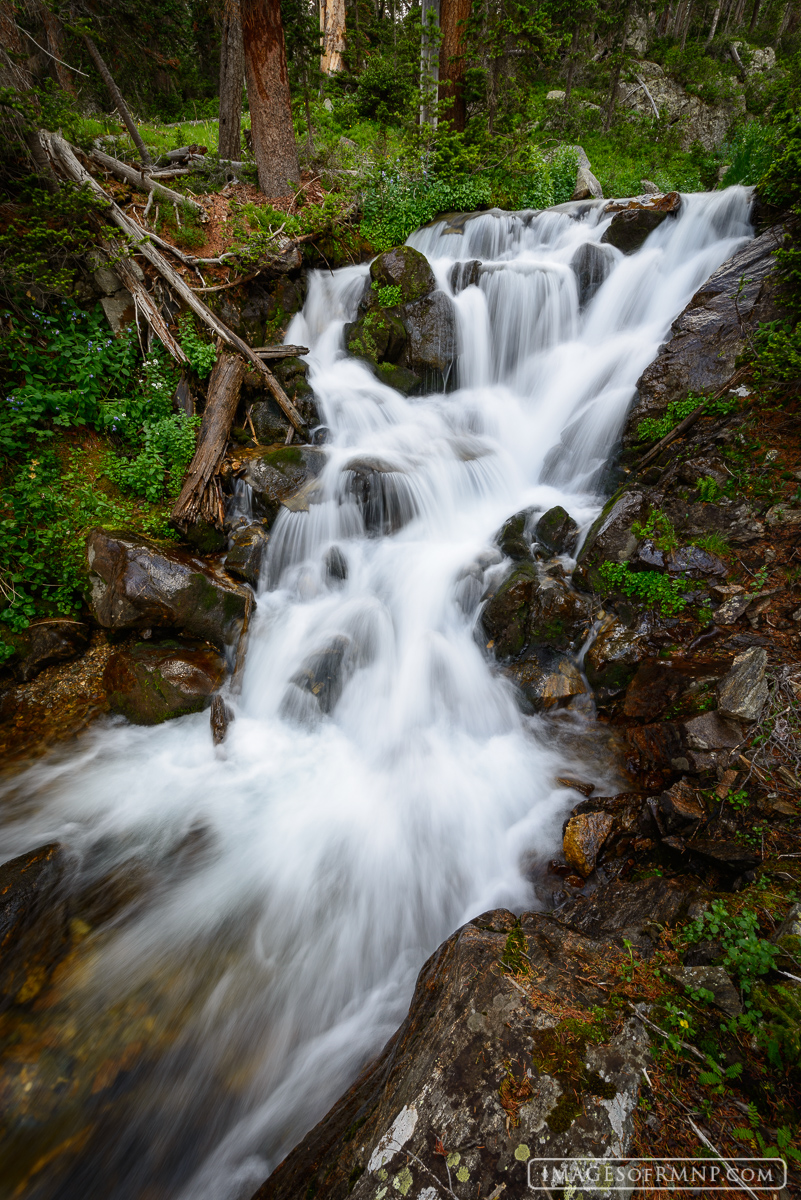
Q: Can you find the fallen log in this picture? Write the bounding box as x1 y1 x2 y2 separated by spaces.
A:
97 236 187 364
90 146 203 215
172 349 245 527
254 345 309 357
44 133 307 437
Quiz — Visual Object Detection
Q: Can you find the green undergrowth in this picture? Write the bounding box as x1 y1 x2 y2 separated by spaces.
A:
635 392 742 446
599 560 689 616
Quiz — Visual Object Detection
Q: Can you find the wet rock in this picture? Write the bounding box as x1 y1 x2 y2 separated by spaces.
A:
449 259 481 293
681 711 744 751
574 490 645 591
585 616 645 700
369 245 436 304
182 518 228 555
0 843 69 1011
630 226 788 438
288 636 353 715
503 650 588 712
626 719 685 776
717 646 768 721
667 965 741 1018
481 563 590 660
658 778 706 833
601 193 681 254
325 545 348 584
559 876 705 956
374 362 422 395
225 523 270 587
86 528 252 651
687 838 760 869
497 507 534 560
252 909 648 1200
210 694 232 745
570 242 614 307
715 592 754 624
16 619 90 683
622 661 701 723
630 539 665 571
667 545 728 579
214 269 305 345
341 457 417 535
241 446 326 525
536 505 579 555
570 165 604 202
103 642 227 725
563 812 614 876
246 357 319 441
400 290 457 387
346 308 407 367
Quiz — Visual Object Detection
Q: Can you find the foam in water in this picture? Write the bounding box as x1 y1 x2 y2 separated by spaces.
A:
0 188 753 1200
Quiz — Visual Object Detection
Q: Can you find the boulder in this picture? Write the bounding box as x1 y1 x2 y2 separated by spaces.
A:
630 226 788 438
374 363 422 395
368 245 436 304
285 636 354 717
210 694 232 745
622 62 745 151
496 507 534 561
341 456 417 536
225 523 271 587
346 308 407 367
558 876 704 954
716 646 769 722
249 357 318 442
103 642 227 725
570 166 603 202
325 546 348 584
86 528 252 651
574 490 645 591
640 179 660 194
545 88 566 101
601 193 681 254
16 619 90 683
570 242 614 307
536 505 579 555
584 615 645 700
400 290 457 387
480 563 590 660
502 650 588 712
667 965 741 1018
563 812 615 876
0 843 69 1010
240 446 326 526
449 259 481 293
666 545 728 579
252 910 649 1200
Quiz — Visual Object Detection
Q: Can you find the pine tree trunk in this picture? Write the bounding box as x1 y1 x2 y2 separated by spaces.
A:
705 0 722 45
680 0 695 46
82 34 153 166
564 25 580 107
420 0 440 126
438 0 471 132
240 0 299 196
219 0 244 160
320 0 346 73
35 2 76 94
0 1 59 188
748 0 763 29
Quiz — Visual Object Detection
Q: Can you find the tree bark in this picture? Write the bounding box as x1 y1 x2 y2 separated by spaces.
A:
34 1 76 94
90 147 203 213
219 0 244 160
705 0 722 45
172 350 245 527
748 0 763 32
320 0 346 73
0 2 59 189
240 0 299 196
81 33 153 166
420 0 440 127
680 0 695 47
564 25 580 107
438 0 471 131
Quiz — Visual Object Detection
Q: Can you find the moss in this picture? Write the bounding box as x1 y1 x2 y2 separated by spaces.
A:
346 1163 364 1193
584 1070 617 1100
342 1115 367 1143
546 1091 582 1132
263 446 303 469
501 924 532 977
346 309 406 366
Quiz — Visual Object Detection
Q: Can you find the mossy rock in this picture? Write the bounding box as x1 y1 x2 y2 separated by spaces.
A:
369 246 436 305
376 362 422 395
346 309 407 367
103 642 227 725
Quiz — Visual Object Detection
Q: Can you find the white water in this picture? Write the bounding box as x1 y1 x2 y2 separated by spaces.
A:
0 189 752 1200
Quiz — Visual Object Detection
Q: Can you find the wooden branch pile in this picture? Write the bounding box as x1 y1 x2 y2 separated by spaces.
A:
42 131 308 530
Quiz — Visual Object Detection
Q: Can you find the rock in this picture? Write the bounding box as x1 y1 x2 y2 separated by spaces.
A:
374 363 422 395
86 528 252 651
182 518 228 555
400 289 457 387
369 245 436 304
214 265 305 344
717 647 768 721
559 876 705 956
323 97 333 111
0 843 69 1011
16 619 90 682
681 711 744 751
481 564 590 660
601 193 681 254
627 720 685 775
563 812 615 875
640 179 660 194
325 545 348 584
621 661 703 724
346 308 407 367
103 642 227 725
658 779 706 832
287 635 353 716
666 545 727 579
584 616 645 700
240 446 326 526
210 694 232 745
449 259 481 293
688 838 760 868
502 650 588 712
252 909 649 1200
715 593 753 623
245 356 318 441
668 965 742 1017
545 89 566 101
630 226 788 437
570 242 614 307
623 62 745 151
341 456 417 535
225 523 270 587
570 165 603 202
765 504 801 526
100 290 135 333
536 505 579 555
574 490 645 591
497 508 534 560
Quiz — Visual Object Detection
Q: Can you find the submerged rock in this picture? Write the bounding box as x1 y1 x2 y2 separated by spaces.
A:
401 290 457 387
240 446 326 525
584 615 645 701
252 908 649 1200
0 843 69 1011
225 523 270 587
287 635 353 716
86 529 252 651
450 258 481 293
104 642 227 725
502 649 588 712
601 192 681 254
341 457 417 535
210 694 232 745
570 242 614 307
496 507 535 560
536 505 579 555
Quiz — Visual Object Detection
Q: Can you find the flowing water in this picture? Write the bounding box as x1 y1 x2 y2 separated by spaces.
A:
0 189 753 1200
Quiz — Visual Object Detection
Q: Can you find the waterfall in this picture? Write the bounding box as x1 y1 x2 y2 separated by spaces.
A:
0 188 753 1200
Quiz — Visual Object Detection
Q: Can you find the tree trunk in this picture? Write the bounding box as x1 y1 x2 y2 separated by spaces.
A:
219 0 244 160
438 0 471 132
240 0 299 196
34 1 76 94
0 1 59 188
604 2 631 132
748 0 763 31
705 0 722 45
320 0 346 73
90 146 203 213
680 0 695 47
564 25 580 107
420 0 440 127
81 34 153 166
172 350 245 527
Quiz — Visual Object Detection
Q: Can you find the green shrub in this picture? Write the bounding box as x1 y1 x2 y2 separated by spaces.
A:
719 122 781 187
372 281 403 308
356 56 415 126
598 560 689 616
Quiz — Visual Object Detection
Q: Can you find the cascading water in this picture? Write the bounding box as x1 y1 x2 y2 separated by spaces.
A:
0 188 753 1200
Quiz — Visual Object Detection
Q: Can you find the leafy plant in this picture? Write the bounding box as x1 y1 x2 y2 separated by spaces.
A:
696 476 722 503
372 281 403 308
178 314 217 378
685 900 779 1006
632 509 678 552
635 392 741 445
598 560 688 616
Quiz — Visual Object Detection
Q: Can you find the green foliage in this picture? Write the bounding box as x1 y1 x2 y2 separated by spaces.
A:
753 320 801 387
635 392 741 444
105 411 200 502
356 56 415 126
632 509 679 552
599 560 688 616
372 282 403 308
0 184 109 301
178 314 217 378
500 924 531 977
696 476 722 503
686 900 779 1006
719 122 781 188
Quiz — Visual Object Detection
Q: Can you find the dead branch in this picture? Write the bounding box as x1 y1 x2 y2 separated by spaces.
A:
173 350 245 526
90 146 203 215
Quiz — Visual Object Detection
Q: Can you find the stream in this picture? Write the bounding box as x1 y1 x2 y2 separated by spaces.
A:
0 187 753 1200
